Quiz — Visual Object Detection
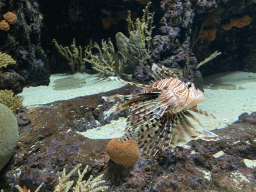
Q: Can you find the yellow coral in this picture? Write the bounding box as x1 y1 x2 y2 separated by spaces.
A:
0 90 23 112
0 52 16 68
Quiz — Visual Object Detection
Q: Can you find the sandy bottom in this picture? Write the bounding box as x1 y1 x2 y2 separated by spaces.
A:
18 73 126 107
18 71 256 139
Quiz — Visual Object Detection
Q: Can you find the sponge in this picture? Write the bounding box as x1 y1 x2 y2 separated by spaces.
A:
106 138 139 167
0 103 19 171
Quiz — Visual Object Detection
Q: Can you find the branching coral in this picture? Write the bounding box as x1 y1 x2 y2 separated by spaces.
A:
84 39 127 76
2 164 108 192
53 38 92 73
0 52 16 68
54 163 109 192
0 89 23 112
85 2 154 77
126 2 154 53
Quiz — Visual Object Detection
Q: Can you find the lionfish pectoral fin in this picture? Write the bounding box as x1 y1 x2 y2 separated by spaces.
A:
190 107 230 125
134 114 174 156
170 112 200 148
183 110 204 128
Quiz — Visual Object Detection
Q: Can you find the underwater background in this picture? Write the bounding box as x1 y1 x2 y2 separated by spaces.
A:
0 0 256 191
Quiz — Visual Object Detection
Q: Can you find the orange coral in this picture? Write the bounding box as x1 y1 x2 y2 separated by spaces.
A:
106 138 139 167
199 27 217 41
0 20 10 31
3 12 17 25
222 15 252 31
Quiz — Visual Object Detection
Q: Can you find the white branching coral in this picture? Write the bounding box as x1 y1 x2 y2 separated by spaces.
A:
1 164 108 192
54 163 109 192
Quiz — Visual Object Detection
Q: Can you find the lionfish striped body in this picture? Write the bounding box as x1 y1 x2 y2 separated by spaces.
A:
103 64 219 156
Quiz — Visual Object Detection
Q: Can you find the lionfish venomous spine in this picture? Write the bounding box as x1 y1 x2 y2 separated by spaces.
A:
103 64 222 156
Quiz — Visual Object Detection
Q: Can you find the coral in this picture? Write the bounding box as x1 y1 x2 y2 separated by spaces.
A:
125 2 154 53
3 12 18 25
15 183 44 192
53 163 109 192
197 51 221 68
106 138 139 167
0 103 19 171
85 2 154 77
0 20 10 31
53 38 92 73
0 52 16 68
0 89 23 112
2 164 108 192
84 38 127 76
222 15 252 31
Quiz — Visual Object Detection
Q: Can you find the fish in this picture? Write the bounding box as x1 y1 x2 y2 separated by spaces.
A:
103 64 223 156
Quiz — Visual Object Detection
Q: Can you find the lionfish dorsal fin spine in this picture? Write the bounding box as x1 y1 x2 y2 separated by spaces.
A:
152 63 178 80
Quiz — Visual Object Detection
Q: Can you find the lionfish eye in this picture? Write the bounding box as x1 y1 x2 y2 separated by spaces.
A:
186 83 192 88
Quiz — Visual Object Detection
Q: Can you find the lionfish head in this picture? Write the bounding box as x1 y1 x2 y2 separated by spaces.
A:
185 82 205 109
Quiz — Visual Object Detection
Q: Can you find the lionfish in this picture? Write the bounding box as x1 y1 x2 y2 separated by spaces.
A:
103 64 221 156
